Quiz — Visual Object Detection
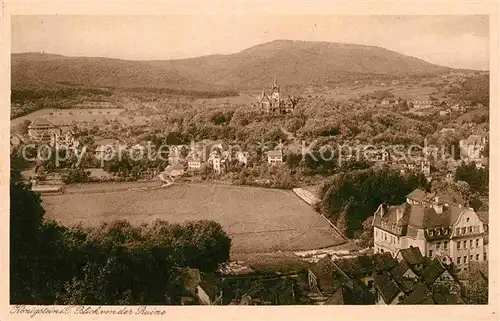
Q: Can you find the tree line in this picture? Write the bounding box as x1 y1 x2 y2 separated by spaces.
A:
10 167 231 304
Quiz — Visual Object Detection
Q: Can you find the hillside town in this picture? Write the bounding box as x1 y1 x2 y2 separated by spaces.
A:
9 15 490 308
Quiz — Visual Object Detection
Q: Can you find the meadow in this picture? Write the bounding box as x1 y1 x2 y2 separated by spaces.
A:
42 183 346 254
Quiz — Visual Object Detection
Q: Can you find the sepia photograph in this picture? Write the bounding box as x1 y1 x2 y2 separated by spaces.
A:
6 9 495 314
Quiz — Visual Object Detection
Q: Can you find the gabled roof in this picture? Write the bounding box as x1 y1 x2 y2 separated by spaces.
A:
372 252 398 272
309 256 343 295
420 259 446 286
374 271 402 304
398 247 424 266
29 118 55 128
323 287 344 305
268 150 283 157
389 261 418 294
406 188 428 202
335 255 374 278
399 282 433 304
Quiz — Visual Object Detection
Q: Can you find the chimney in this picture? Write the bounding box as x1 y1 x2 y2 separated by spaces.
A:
380 203 387 217
396 208 403 222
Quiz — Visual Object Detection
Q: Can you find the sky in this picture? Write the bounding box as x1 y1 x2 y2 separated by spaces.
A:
11 15 489 70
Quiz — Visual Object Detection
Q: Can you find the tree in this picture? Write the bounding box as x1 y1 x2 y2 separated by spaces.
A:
455 163 488 194
320 168 429 237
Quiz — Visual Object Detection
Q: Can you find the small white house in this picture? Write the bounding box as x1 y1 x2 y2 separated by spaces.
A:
267 149 283 165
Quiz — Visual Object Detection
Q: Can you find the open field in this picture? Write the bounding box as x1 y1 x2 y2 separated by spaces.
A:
11 108 125 127
42 183 345 254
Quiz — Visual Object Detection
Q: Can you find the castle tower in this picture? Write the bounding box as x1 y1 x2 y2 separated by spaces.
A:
272 76 280 94
271 76 280 102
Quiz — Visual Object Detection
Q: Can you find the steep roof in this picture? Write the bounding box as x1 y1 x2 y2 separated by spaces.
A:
309 256 342 295
268 150 283 157
389 261 418 294
29 118 55 128
406 187 466 207
374 271 402 304
372 252 398 272
323 287 344 305
466 135 484 145
398 247 424 266
407 188 428 202
420 259 446 286
335 255 375 278
399 282 433 304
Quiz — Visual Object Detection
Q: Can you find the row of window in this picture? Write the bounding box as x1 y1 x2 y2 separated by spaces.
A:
376 229 400 245
456 239 480 250
455 225 480 235
434 241 448 250
428 228 450 237
456 253 486 265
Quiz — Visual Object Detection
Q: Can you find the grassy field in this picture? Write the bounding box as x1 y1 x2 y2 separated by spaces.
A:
10 108 125 127
42 183 345 254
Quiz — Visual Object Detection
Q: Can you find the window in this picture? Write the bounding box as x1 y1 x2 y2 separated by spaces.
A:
464 256 467 263
437 229 441 236
469 240 473 248
436 242 441 249
470 255 473 261
457 241 461 250
476 239 479 247
444 241 448 250
462 227 466 234
457 257 461 264
456 228 460 235
444 229 449 235
429 250 433 257
464 241 467 249
469 226 473 233
466 217 470 222
476 254 479 261
384 234 387 241
381 249 384 253
429 230 434 236
484 252 487 261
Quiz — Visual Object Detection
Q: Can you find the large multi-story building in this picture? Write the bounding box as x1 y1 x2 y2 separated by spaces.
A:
256 78 296 114
373 188 488 273
28 118 61 143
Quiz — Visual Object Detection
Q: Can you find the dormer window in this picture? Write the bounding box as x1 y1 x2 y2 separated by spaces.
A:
437 229 441 236
429 230 434 236
466 217 470 222
444 229 449 235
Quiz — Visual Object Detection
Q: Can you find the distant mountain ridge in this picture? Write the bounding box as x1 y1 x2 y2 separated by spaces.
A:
12 40 453 92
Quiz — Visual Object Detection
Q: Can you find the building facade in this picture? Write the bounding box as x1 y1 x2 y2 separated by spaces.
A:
28 118 61 143
373 189 488 273
256 78 296 114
